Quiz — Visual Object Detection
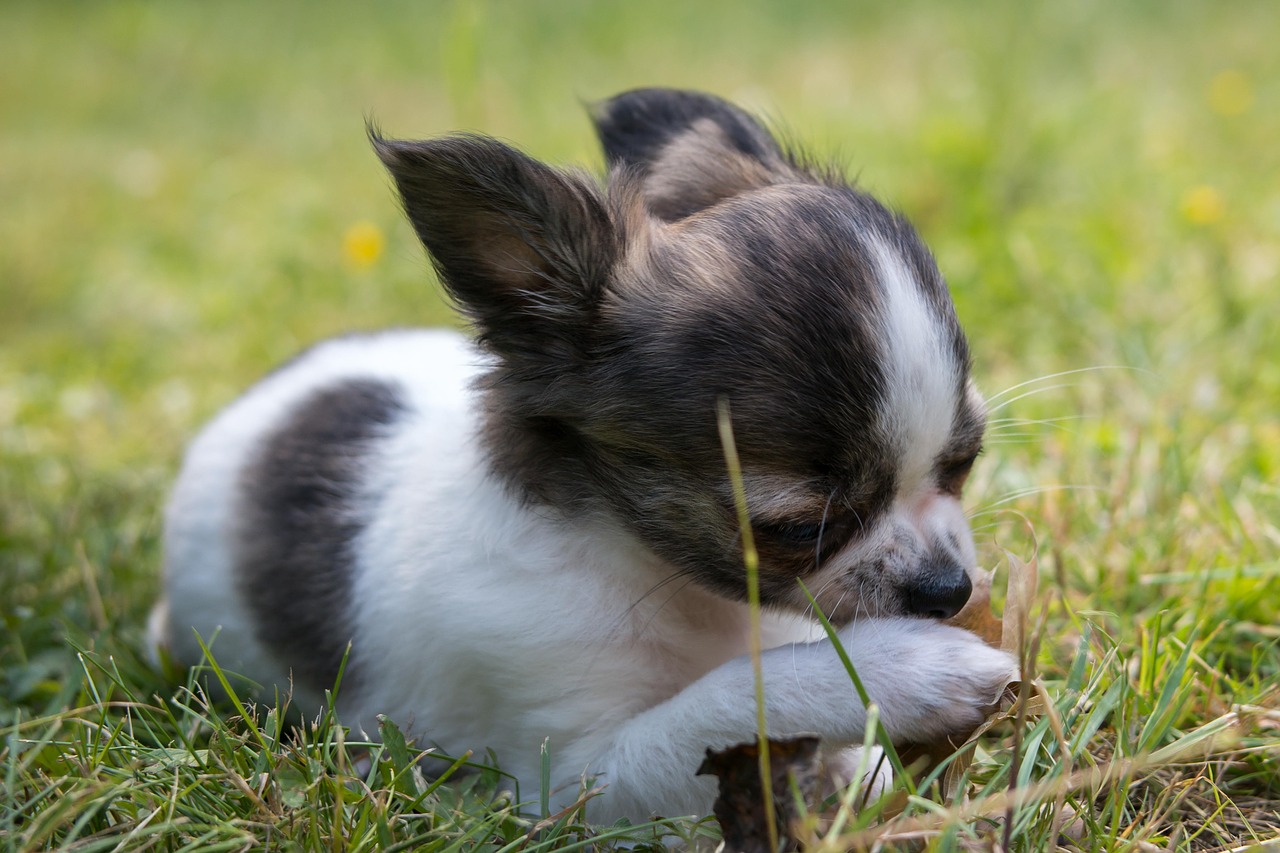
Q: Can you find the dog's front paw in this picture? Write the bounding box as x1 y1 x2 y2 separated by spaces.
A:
847 620 1018 745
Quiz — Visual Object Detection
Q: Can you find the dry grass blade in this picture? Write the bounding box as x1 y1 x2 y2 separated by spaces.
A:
829 710 1252 850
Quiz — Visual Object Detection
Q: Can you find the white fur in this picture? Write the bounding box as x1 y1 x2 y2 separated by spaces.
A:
155 327 1015 823
868 235 960 490
869 236 983 591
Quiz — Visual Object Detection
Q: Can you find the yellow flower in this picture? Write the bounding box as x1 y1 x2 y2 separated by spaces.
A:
343 221 385 268
1207 69 1253 117
1180 185 1224 225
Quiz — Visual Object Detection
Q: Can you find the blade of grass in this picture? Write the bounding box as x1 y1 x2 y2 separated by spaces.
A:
191 632 272 756
716 398 779 853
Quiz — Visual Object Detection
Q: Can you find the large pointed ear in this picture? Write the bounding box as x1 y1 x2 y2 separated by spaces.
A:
591 88 800 220
371 131 617 362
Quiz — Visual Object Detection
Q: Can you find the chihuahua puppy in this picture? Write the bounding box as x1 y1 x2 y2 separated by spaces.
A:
151 88 1017 823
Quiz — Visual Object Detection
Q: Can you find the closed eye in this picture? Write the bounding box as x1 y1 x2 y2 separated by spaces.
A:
753 519 824 547
938 448 982 493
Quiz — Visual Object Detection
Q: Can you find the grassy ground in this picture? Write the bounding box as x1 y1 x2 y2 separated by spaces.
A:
3 0 1278 849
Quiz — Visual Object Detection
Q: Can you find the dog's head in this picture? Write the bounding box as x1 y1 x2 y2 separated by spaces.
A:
374 88 985 624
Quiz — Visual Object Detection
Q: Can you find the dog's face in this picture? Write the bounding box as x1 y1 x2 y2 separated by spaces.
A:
374 89 984 624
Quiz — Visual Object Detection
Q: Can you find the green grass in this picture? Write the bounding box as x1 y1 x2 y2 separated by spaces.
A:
3 0 1278 849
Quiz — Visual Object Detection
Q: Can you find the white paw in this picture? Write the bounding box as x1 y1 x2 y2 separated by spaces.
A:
842 619 1018 745
822 745 894 803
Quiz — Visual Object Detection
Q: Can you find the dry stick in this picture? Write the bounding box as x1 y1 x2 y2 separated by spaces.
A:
981 517 1040 838
717 399 779 853
1004 628 1043 851
1038 677 1074 846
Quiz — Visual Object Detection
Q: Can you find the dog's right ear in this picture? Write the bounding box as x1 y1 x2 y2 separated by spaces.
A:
372 131 617 364
591 88 800 220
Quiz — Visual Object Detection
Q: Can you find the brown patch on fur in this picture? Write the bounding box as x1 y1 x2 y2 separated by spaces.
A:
738 473 830 522
643 119 800 220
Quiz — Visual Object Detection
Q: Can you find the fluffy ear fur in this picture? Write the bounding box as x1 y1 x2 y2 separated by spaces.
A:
371 131 618 363
591 88 800 220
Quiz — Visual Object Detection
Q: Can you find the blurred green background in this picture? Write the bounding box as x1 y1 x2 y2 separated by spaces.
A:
3 4 1279 847
2 0 1277 701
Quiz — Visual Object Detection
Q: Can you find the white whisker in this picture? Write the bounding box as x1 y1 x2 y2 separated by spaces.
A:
968 484 1106 516
982 365 1147 409
986 382 1081 414
987 414 1089 433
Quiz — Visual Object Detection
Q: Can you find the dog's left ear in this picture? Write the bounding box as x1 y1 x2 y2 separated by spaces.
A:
591 88 800 220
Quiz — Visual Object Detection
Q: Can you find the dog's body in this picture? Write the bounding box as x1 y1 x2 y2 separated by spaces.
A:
152 89 1017 823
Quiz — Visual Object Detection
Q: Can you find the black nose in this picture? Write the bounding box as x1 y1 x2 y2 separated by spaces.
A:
905 570 973 619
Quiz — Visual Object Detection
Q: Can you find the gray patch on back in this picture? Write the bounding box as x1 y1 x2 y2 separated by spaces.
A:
235 378 405 694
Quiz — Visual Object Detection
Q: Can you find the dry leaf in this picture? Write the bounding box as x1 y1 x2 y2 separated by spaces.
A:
698 736 822 853
943 565 1003 646
999 546 1039 656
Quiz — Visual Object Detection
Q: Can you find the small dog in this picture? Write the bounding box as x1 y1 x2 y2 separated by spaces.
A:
151 88 1017 823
